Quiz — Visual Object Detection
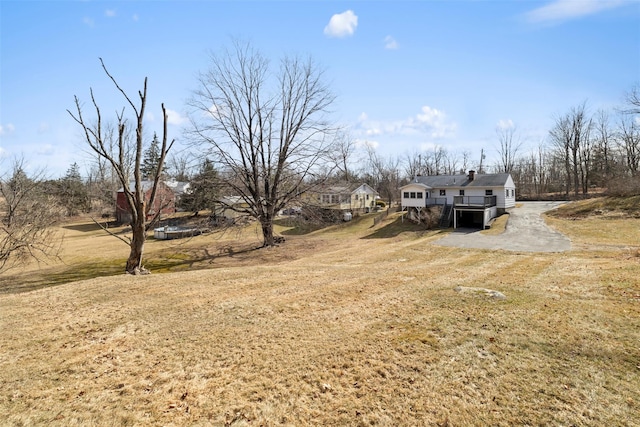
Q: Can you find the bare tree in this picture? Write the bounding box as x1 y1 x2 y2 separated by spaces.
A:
0 158 63 272
403 150 422 179
459 150 471 174
364 145 400 206
591 110 615 186
167 152 194 182
68 59 174 274
549 102 591 196
442 150 460 175
328 130 357 182
495 122 523 173
621 84 640 115
617 113 640 177
187 41 336 247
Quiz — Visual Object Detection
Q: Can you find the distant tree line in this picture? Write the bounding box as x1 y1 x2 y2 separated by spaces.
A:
6 85 638 223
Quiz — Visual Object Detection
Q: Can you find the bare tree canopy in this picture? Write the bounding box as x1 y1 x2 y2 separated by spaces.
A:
0 158 63 272
68 58 174 275
495 121 523 173
327 130 358 182
363 144 400 206
622 83 640 115
187 41 336 247
549 102 592 197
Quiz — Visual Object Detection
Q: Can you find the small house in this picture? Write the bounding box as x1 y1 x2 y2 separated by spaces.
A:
210 196 252 223
400 170 516 229
305 183 379 213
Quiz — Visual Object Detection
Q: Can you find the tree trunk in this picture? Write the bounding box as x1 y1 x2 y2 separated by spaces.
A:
126 215 147 274
261 219 275 247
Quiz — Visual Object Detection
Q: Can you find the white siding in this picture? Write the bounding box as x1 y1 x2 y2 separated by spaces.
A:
484 206 498 227
401 184 429 208
429 189 455 205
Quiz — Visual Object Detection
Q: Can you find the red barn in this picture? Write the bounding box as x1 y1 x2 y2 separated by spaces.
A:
115 180 176 224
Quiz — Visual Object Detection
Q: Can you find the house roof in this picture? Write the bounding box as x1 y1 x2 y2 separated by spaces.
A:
350 183 378 195
219 196 250 206
312 182 378 195
117 180 161 193
410 173 512 188
165 180 190 195
118 180 189 193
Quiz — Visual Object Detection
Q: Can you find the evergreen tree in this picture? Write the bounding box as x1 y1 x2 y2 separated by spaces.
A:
57 162 90 216
141 133 163 179
179 159 219 215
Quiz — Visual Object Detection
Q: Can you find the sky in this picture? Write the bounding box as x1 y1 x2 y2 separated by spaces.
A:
1 0 639 178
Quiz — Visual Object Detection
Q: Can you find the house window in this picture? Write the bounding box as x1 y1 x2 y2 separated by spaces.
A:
459 190 465 196
512 189 515 197
485 190 493 196
403 192 409 198
322 195 330 204
366 195 369 200
416 192 423 199
410 192 416 199
355 194 359 200
506 189 509 198
439 189 446 196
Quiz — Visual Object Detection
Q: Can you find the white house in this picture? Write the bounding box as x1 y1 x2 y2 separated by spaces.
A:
400 170 516 229
306 183 379 213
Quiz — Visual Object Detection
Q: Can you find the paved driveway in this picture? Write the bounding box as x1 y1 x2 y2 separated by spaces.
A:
434 201 572 252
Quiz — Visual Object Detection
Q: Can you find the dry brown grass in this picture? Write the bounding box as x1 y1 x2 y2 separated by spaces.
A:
1 206 639 426
480 214 509 236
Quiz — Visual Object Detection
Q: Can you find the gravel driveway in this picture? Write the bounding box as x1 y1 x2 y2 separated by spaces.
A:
434 201 571 252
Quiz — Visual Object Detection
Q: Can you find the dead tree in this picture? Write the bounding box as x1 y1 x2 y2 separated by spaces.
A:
68 59 174 275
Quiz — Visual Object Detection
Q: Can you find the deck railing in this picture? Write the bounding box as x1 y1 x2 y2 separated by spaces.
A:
453 195 497 208
424 197 448 207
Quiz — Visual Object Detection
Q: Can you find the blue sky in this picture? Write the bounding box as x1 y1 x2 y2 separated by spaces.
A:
1 0 639 178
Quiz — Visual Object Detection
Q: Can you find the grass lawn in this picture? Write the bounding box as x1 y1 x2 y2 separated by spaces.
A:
0 201 639 426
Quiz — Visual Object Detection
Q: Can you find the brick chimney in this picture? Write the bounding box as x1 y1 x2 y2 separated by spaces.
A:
468 170 476 181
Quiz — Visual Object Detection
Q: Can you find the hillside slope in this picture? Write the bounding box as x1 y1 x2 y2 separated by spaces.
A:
1 210 639 426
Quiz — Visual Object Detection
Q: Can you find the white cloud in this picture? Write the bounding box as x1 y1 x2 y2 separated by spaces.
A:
105 9 116 18
355 106 457 141
83 16 95 27
384 36 399 50
497 119 515 130
0 123 15 136
166 109 187 126
525 0 626 24
324 10 358 38
411 106 457 138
